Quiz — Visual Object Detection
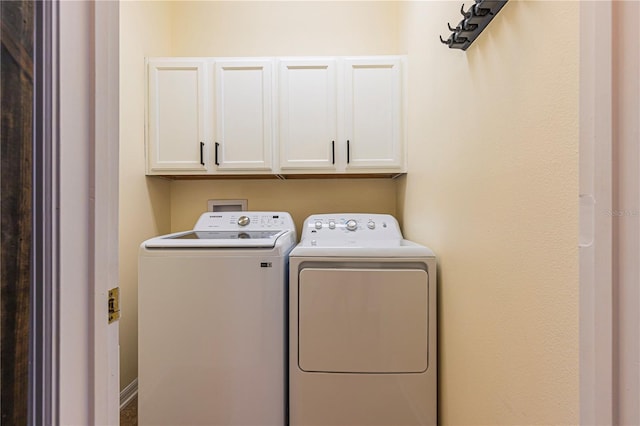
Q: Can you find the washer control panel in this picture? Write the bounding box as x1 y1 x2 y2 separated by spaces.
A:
194 212 295 231
300 213 403 243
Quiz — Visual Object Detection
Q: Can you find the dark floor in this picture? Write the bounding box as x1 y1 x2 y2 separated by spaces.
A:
120 395 138 426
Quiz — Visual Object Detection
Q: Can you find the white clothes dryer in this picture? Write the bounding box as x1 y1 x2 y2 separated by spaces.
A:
139 212 296 426
289 213 437 426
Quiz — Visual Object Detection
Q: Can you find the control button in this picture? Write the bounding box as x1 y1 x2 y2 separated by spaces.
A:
346 219 358 231
311 240 317 246
314 220 323 230
237 216 250 226
367 220 375 230
328 221 336 230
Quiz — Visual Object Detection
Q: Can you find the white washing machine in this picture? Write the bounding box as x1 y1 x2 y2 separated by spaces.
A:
289 213 437 426
138 211 296 426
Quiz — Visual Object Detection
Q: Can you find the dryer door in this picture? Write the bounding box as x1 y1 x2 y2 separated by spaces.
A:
298 268 428 373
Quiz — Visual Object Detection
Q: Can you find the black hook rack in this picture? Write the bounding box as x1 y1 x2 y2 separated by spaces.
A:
440 0 508 51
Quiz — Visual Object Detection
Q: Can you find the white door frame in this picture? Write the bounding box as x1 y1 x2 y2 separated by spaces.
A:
91 0 121 423
52 0 120 424
579 1 613 424
609 1 640 423
47 0 637 424
579 1 640 424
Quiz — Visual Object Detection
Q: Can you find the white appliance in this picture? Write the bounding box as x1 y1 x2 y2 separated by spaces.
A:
289 213 437 426
138 211 296 426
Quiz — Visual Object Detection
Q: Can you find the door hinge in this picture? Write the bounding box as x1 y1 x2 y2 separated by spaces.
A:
108 287 120 324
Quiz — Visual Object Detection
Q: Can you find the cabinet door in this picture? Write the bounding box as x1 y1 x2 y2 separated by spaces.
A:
343 58 404 170
147 59 207 173
279 59 337 171
213 60 273 171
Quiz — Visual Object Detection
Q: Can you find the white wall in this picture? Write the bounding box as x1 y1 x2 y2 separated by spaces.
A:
397 1 579 424
119 1 173 390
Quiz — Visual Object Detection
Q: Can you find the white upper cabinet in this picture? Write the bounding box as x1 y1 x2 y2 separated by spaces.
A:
212 59 274 171
146 55 406 177
278 56 405 174
343 57 403 170
147 59 207 173
278 59 338 171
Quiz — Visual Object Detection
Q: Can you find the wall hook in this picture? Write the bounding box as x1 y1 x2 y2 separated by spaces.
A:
452 33 469 44
472 3 491 16
461 19 478 31
460 4 471 18
440 0 508 51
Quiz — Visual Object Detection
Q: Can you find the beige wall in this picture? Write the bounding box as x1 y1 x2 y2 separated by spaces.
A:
169 1 399 56
120 1 401 391
121 2 581 422
168 1 402 231
170 179 397 235
119 1 173 390
397 1 579 424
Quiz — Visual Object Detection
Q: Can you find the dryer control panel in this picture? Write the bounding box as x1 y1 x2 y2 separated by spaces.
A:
301 214 403 243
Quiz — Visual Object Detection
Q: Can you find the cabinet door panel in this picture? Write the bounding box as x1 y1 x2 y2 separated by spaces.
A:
344 58 403 170
279 60 337 170
214 60 273 170
147 60 207 172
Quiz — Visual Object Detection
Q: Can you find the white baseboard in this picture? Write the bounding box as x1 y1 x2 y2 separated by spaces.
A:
120 378 138 409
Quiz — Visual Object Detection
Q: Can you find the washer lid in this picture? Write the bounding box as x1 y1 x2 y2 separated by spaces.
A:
144 211 297 249
144 230 288 248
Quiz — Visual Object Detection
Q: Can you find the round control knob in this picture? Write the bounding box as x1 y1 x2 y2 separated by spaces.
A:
314 220 323 230
237 215 250 227
367 220 376 230
328 221 336 230
346 219 358 231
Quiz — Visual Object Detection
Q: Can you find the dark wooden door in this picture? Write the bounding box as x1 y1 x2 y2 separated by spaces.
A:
1 1 33 424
